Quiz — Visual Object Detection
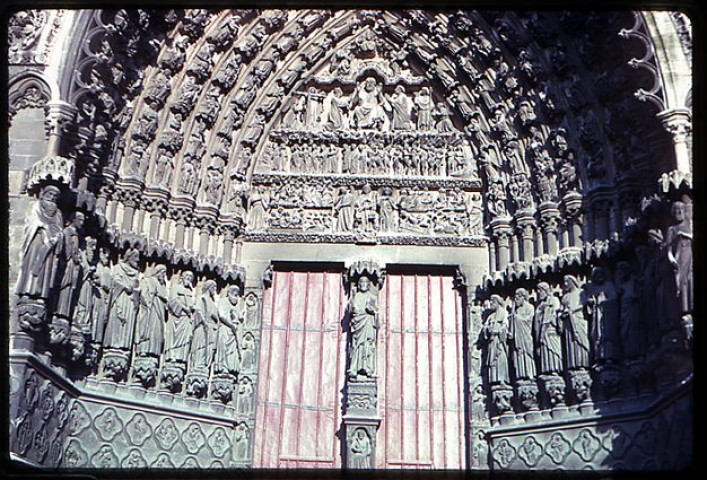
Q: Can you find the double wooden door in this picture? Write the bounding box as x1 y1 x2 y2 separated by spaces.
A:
252 266 468 469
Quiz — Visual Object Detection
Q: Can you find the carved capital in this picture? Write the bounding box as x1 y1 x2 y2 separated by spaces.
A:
491 384 514 416
657 108 691 144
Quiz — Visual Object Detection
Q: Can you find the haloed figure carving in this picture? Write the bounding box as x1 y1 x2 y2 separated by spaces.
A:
348 276 378 380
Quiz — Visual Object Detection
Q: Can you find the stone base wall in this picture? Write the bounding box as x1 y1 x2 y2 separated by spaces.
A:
485 379 693 471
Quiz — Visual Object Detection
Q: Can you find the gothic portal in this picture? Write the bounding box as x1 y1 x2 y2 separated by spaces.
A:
7 8 693 471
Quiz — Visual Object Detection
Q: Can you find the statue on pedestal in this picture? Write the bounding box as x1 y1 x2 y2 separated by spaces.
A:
347 275 378 380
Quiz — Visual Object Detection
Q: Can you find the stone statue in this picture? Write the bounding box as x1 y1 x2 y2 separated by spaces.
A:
72 237 98 335
377 187 397 232
559 275 590 370
664 200 693 317
349 77 388 130
347 275 378 379
616 262 643 359
483 295 509 385
215 285 244 375
103 248 141 351
233 422 249 461
164 270 195 364
388 85 413 130
585 266 620 364
349 428 372 468
305 87 324 128
134 265 168 358
414 87 434 130
246 186 269 231
16 185 64 300
354 184 378 233
334 187 355 232
154 148 174 186
323 87 348 130
534 282 563 375
508 288 536 380
53 212 85 320
190 279 219 369
236 376 254 415
240 332 256 371
89 247 112 361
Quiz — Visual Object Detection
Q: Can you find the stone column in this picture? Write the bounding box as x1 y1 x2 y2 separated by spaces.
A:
657 108 691 175
539 203 561 256
342 260 385 469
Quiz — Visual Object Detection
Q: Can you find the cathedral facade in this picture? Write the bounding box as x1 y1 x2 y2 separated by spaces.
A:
7 9 692 470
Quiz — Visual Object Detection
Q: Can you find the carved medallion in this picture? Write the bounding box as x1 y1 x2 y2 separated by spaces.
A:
517 436 543 467
208 427 232 458
62 439 88 468
121 448 148 468
154 418 179 450
125 412 152 446
182 422 207 454
91 444 119 468
544 432 571 464
492 439 516 469
572 429 601 462
151 452 176 468
93 407 124 441
68 401 91 437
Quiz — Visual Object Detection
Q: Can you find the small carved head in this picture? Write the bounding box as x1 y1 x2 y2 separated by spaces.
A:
514 288 528 306
227 284 241 303
562 275 579 292
536 282 551 300
357 275 371 293
71 211 86 229
490 294 504 310
202 279 217 295
125 248 140 268
590 267 606 285
181 270 195 287
671 201 686 222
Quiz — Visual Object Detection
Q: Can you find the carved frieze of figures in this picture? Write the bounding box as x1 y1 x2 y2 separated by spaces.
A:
249 181 479 237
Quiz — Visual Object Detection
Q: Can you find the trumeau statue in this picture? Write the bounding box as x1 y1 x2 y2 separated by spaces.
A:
16 185 64 300
134 264 168 358
165 270 195 364
103 249 141 352
534 282 563 375
483 295 509 385
585 266 620 365
560 275 590 370
508 288 536 380
215 284 244 375
347 275 378 380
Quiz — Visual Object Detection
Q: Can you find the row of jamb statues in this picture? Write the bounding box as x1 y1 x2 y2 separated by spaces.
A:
481 264 668 415
14 187 253 403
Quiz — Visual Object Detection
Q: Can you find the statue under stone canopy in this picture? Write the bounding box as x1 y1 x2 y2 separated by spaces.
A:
534 282 563 375
560 275 590 370
103 248 141 352
508 288 536 380
483 295 510 385
16 185 64 301
347 275 379 380
164 270 195 364
585 266 620 365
